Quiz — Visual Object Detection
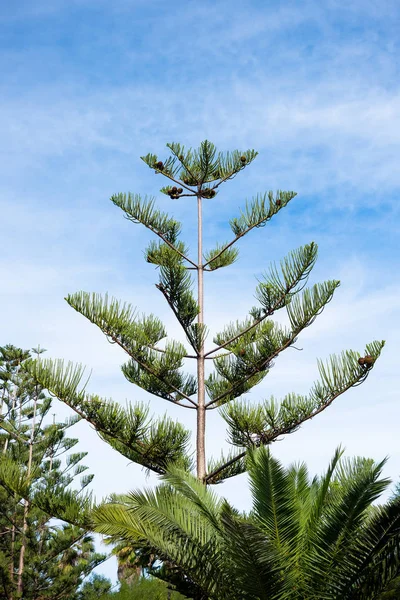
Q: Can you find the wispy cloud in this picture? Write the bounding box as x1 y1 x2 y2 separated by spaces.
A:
1 0 399 582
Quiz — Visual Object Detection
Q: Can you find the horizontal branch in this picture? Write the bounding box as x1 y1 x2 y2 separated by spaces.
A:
204 450 246 484
204 286 290 358
151 229 197 269
205 363 377 482
203 233 244 269
205 332 298 408
146 343 197 360
156 284 199 357
203 196 290 270
106 330 198 408
113 194 197 268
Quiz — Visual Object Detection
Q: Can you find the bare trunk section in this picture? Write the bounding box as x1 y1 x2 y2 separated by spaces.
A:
9 511 15 600
16 386 38 596
196 194 206 480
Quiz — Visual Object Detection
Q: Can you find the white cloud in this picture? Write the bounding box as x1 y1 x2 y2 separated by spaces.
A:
2 76 400 200
1 0 399 583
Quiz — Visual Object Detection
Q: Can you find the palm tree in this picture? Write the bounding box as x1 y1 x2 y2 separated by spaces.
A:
92 447 400 600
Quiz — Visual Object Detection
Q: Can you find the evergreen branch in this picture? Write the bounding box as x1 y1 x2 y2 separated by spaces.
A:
111 193 197 267
203 244 239 271
66 292 197 406
153 142 258 187
156 283 200 354
22 359 194 473
222 341 385 447
210 149 258 189
203 340 280 410
198 140 217 185
116 331 197 406
203 191 296 269
145 240 191 268
145 343 197 360
206 343 384 482
204 303 275 360
203 236 243 270
206 281 339 408
205 243 318 356
165 142 198 184
186 322 209 355
230 191 297 236
111 194 180 242
141 148 199 192
122 358 197 407
0 419 27 444
159 171 197 194
32 531 94 581
0 454 31 496
155 263 201 352
205 450 247 484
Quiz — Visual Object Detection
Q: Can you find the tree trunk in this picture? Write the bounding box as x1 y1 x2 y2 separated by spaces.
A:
9 514 15 600
196 194 206 480
16 383 38 596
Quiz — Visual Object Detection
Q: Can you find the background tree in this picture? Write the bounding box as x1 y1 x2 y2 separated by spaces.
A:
85 578 184 600
93 447 400 599
25 140 384 486
105 539 147 587
0 344 105 600
78 573 112 600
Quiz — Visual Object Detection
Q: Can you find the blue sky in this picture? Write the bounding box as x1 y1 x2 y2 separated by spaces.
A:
1 0 400 585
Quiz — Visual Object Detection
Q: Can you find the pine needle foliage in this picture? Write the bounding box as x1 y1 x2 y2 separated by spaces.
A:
23 140 384 484
0 345 104 599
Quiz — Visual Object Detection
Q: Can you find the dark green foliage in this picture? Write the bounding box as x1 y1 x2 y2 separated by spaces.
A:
97 579 184 600
0 345 104 599
93 448 400 599
78 574 112 599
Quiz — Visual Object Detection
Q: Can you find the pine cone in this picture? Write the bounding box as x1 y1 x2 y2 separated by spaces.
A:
155 161 164 170
358 355 375 367
240 156 247 163
276 199 282 207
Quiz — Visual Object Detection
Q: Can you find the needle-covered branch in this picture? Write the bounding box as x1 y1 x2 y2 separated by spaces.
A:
206 280 340 407
66 292 197 405
211 341 385 474
0 453 95 529
203 191 297 270
205 449 247 484
204 342 384 484
142 140 258 187
156 263 200 344
205 243 318 357
203 244 239 271
22 359 193 474
111 193 197 268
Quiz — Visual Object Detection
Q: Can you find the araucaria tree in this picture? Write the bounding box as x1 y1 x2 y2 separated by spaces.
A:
0 345 104 599
27 141 384 484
